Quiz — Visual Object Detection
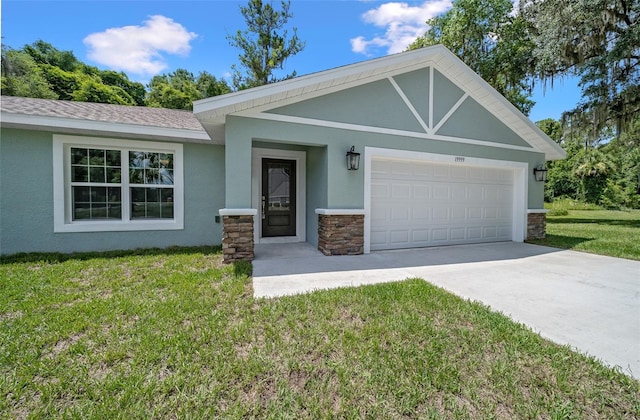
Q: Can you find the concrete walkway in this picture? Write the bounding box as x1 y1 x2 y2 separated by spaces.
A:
253 242 640 379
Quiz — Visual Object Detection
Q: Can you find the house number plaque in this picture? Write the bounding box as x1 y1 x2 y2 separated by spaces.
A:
455 156 465 163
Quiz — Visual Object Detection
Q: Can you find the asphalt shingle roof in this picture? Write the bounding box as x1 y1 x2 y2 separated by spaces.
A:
1 96 205 132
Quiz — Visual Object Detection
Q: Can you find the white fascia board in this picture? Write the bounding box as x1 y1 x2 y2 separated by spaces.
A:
1 113 212 143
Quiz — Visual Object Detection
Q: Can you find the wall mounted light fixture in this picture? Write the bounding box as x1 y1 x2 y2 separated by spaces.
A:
346 146 360 171
533 165 548 182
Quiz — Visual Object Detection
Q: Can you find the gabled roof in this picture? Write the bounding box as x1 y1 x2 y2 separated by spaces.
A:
194 44 565 160
1 96 210 143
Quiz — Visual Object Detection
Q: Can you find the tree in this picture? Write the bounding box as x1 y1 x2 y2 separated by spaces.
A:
196 71 232 98
227 0 305 89
23 40 80 72
98 70 146 106
2 40 147 106
408 0 535 115
40 64 83 100
72 79 135 105
1 46 58 99
147 69 196 110
521 0 639 140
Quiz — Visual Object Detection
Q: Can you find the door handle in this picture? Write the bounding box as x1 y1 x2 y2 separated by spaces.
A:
261 196 266 219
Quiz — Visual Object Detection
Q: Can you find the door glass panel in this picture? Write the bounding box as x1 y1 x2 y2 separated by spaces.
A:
268 164 291 211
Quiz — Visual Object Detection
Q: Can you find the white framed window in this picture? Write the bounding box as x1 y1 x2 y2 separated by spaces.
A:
53 135 184 232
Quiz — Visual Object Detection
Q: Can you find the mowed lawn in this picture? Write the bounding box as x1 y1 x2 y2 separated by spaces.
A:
1 248 638 418
529 209 640 261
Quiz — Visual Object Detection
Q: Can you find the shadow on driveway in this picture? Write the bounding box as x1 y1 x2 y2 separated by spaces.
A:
253 241 561 277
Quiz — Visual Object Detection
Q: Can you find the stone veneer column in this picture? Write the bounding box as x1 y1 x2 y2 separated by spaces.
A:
527 209 548 240
315 209 365 256
219 209 257 263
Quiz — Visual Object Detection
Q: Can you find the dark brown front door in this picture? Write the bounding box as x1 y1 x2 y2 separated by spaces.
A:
262 158 296 237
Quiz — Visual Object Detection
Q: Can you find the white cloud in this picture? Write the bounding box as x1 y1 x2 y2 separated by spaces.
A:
83 15 197 76
350 0 452 55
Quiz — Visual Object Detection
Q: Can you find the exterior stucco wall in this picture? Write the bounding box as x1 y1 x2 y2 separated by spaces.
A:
225 116 545 212
0 128 225 255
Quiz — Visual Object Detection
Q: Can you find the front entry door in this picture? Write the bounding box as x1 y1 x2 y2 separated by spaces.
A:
262 158 296 237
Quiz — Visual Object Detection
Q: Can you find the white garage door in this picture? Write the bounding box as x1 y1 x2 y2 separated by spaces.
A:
370 158 514 250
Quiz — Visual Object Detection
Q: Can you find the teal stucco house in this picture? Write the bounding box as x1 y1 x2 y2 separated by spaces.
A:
0 45 565 261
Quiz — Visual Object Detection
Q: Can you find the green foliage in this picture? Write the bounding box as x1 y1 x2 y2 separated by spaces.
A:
99 70 146 106
408 0 535 115
2 40 151 106
228 0 305 89
72 79 135 105
538 117 640 209
146 69 231 110
40 64 83 100
1 46 58 99
521 0 639 140
196 70 232 98
23 40 80 72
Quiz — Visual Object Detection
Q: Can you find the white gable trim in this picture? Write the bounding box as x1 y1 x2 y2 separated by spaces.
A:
194 45 565 161
249 112 536 153
429 66 434 129
432 93 469 133
387 76 430 134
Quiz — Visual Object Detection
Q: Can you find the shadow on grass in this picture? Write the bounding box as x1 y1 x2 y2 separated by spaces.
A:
547 218 640 228
527 234 594 250
232 260 253 277
0 245 223 265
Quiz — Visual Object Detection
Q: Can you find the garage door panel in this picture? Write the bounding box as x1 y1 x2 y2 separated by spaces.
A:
433 165 449 179
485 207 498 219
392 161 411 176
412 229 429 242
483 226 498 239
432 228 448 241
371 158 514 251
413 184 430 199
391 207 409 222
413 207 430 220
451 207 466 220
392 184 412 199
451 227 466 240
371 182 390 198
390 230 410 244
433 186 450 200
432 207 449 221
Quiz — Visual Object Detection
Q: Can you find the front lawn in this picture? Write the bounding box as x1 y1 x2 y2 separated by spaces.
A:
529 209 640 261
1 248 638 418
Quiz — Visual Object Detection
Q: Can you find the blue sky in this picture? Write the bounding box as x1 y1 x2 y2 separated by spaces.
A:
2 0 581 122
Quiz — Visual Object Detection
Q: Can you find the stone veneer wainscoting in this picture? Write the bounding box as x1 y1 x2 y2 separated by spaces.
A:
527 210 548 240
316 209 365 256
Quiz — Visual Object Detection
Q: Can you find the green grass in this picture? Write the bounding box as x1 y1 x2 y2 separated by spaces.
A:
529 209 640 261
2 247 639 418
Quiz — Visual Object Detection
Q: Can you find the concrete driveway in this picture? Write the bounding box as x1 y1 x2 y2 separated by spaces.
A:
253 242 640 379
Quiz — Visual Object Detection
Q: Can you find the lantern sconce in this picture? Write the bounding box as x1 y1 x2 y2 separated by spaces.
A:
533 165 548 182
346 146 360 171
